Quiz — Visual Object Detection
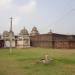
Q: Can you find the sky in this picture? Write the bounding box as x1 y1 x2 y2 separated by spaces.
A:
0 0 75 35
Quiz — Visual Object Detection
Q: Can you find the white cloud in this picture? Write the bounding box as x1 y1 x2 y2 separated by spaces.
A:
18 0 37 14
0 0 13 7
0 0 13 13
0 0 37 15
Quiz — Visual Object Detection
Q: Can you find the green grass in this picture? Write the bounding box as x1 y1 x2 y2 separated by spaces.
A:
0 48 75 75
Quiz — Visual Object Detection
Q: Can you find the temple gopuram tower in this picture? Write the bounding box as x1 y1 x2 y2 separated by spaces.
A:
16 27 30 48
30 26 39 36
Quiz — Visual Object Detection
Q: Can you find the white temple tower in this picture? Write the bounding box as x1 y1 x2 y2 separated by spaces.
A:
16 27 30 48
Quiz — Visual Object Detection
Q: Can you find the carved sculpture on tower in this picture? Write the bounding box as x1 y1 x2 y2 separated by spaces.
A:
30 26 40 36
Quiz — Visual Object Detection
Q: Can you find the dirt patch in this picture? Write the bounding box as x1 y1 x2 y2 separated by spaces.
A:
64 64 75 68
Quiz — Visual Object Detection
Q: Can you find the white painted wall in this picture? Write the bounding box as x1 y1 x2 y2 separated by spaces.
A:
5 40 15 48
5 41 10 48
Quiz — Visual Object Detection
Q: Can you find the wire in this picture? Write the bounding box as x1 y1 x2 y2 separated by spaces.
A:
52 9 75 25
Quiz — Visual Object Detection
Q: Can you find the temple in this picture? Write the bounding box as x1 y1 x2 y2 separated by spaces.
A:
0 26 75 49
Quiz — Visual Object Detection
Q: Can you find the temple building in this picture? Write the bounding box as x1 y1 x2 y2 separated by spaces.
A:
16 27 30 48
2 30 15 48
0 17 75 49
30 27 75 49
0 34 4 48
0 26 75 49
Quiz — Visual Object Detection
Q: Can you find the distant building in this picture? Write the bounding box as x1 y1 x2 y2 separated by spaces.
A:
0 34 4 48
16 27 30 48
0 26 75 49
30 32 75 49
2 31 15 48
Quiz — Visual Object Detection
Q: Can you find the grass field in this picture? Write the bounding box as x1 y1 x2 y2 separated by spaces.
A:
0 48 75 75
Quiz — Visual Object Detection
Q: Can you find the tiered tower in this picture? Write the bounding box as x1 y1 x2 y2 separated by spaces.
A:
30 26 39 36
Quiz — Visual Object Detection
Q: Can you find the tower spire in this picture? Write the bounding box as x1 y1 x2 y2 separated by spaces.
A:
10 17 13 32
9 17 13 54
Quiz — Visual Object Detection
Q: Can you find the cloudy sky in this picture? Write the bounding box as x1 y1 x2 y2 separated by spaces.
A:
0 0 75 34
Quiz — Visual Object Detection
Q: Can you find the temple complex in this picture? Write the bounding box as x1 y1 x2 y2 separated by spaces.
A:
0 26 75 49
